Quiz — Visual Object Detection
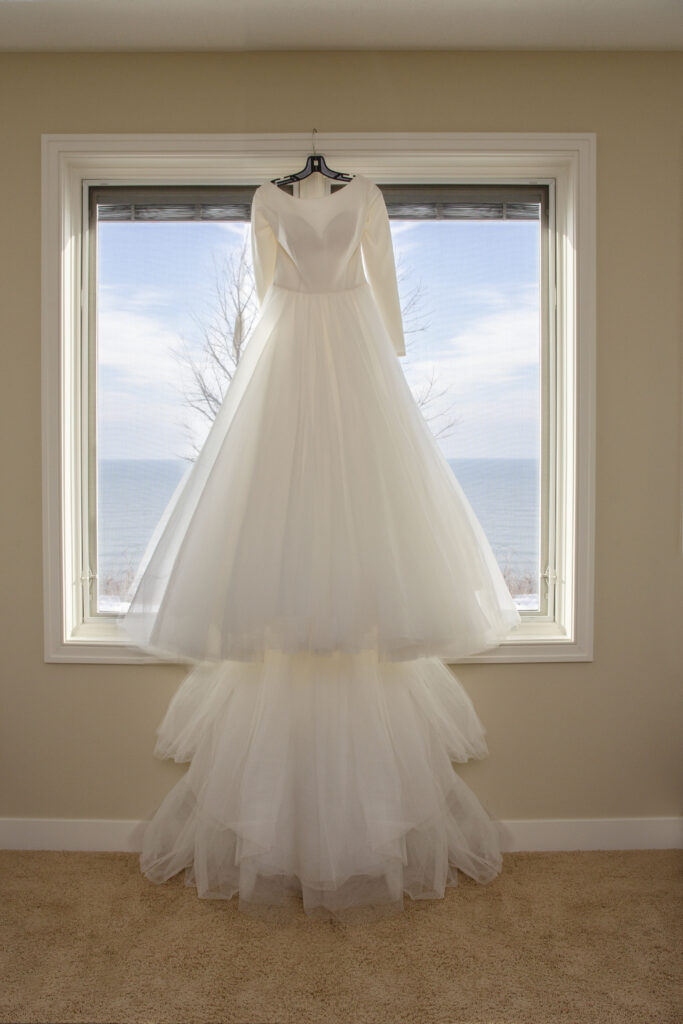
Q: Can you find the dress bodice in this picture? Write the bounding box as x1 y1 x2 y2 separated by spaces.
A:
251 173 406 356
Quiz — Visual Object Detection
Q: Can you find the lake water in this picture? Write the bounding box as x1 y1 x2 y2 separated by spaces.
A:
97 456 540 613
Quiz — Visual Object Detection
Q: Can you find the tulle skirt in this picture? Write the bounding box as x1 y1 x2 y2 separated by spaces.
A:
139 650 503 920
119 280 521 666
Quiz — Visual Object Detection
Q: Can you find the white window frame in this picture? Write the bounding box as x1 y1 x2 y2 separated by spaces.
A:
41 131 596 664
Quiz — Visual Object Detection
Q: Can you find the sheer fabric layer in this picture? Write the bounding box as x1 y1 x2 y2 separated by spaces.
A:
139 650 503 918
121 278 521 665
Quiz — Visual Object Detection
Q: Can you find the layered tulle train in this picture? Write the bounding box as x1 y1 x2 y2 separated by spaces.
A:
139 649 503 919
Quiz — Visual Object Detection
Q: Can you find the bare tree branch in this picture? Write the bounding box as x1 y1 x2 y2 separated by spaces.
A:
171 239 258 460
394 253 462 440
174 237 463 459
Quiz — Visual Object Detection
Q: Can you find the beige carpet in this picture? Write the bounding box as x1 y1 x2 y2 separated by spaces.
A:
1 848 680 1024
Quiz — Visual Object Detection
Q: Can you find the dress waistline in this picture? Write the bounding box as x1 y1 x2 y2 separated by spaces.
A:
270 281 370 296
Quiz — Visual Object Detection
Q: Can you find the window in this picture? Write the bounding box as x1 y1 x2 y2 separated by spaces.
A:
41 133 596 663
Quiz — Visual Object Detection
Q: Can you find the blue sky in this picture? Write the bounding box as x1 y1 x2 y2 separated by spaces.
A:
97 215 541 462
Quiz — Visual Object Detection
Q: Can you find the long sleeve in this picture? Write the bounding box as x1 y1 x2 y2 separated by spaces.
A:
250 192 277 307
361 185 406 357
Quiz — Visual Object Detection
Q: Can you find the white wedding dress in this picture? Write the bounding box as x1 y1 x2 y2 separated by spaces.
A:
120 172 522 918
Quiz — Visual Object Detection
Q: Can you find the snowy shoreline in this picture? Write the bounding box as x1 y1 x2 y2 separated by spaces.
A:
101 591 540 617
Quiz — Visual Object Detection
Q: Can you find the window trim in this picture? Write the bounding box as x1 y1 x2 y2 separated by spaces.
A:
41 131 596 664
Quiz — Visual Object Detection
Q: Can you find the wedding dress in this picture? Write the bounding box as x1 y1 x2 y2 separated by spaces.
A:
120 172 522 919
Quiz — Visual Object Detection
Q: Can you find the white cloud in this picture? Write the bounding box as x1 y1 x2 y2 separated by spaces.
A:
99 283 175 312
215 222 251 240
403 299 541 459
98 304 188 389
408 303 539 385
97 292 209 459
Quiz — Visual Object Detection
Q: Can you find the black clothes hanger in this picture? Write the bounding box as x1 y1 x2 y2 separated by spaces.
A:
270 130 354 187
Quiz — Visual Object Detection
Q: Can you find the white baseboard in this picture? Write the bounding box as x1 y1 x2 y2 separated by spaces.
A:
0 816 681 853
496 817 682 852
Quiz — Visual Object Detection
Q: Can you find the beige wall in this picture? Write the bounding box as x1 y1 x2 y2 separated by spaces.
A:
0 51 681 825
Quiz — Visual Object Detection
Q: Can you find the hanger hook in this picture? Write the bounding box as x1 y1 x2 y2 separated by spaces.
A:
311 128 318 155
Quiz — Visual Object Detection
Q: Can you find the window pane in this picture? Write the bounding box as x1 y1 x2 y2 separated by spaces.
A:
392 216 542 610
95 216 252 613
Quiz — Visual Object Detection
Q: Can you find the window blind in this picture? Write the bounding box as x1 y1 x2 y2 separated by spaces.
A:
91 183 547 223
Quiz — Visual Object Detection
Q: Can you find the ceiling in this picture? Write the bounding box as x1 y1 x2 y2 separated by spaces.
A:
0 0 681 52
